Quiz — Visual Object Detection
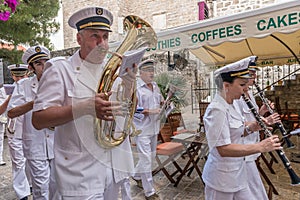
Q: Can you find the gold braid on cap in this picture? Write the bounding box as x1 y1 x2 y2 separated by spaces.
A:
230 70 249 77
27 53 49 64
11 70 28 77
79 22 110 30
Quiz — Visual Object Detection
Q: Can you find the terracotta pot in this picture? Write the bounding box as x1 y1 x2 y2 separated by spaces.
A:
160 123 173 142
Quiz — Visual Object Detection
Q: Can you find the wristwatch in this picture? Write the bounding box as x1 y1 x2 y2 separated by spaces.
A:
245 125 252 134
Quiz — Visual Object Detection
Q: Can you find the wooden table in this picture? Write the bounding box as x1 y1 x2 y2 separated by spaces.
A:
171 132 208 187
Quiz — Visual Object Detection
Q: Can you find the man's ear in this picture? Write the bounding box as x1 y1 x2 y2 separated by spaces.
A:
77 32 82 45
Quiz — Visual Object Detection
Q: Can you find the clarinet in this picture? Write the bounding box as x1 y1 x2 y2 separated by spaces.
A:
242 94 300 185
254 82 295 148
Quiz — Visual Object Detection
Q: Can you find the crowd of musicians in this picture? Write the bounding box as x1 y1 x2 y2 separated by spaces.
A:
0 5 297 200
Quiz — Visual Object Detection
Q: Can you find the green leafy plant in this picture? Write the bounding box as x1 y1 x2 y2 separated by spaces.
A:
154 71 189 113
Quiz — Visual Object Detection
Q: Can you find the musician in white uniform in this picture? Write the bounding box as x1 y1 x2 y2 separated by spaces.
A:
31 7 137 200
233 61 281 200
5 64 31 200
132 59 163 200
202 56 282 200
8 46 55 200
0 85 9 166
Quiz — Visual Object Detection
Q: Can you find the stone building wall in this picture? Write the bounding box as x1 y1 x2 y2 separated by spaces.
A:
213 0 276 17
61 0 277 49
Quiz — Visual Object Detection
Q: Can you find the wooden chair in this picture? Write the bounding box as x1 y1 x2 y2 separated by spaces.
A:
152 139 184 184
256 157 279 200
167 113 187 134
199 102 210 131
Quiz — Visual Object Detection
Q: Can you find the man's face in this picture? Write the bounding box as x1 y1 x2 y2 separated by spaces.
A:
30 59 48 81
12 74 27 82
140 67 154 84
77 29 109 64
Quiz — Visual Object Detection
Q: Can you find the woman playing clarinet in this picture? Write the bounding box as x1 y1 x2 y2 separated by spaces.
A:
202 56 282 200
233 60 281 200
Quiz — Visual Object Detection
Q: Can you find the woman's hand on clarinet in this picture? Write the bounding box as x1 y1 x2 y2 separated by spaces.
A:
263 113 281 125
258 135 282 153
259 100 275 116
246 121 263 132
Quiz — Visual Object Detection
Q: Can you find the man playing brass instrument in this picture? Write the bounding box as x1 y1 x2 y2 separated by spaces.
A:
32 7 137 200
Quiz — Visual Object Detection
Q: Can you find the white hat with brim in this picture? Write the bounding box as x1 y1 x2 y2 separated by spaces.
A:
8 64 28 77
214 56 257 80
138 59 155 70
68 7 113 32
22 46 50 65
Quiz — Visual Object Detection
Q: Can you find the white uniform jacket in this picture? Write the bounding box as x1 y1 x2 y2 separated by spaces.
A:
234 90 261 162
33 51 134 196
8 76 54 160
202 93 247 193
0 87 8 124
5 82 25 139
133 78 162 136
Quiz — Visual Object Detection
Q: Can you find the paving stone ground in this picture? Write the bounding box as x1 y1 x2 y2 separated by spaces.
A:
1 106 300 199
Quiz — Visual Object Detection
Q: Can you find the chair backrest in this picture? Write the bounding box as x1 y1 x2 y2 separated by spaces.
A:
167 112 186 133
199 102 210 124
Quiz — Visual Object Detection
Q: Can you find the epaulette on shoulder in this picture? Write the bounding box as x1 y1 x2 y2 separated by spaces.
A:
47 56 67 64
44 57 68 70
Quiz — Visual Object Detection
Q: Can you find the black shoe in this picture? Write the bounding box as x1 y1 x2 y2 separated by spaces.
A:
132 177 143 189
0 161 6 166
20 196 28 200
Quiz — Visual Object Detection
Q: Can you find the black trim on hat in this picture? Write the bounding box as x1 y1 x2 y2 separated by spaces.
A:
249 62 256 66
27 52 49 64
139 61 154 69
220 68 250 82
76 16 111 31
10 68 28 77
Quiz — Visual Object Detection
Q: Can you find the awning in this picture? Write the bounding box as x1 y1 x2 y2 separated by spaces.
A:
147 0 300 67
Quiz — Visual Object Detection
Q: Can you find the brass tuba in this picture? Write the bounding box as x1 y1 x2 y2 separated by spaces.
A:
95 15 157 148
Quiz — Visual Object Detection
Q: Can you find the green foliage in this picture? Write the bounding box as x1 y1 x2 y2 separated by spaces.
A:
0 0 59 78
0 0 60 63
154 72 189 113
0 0 60 47
0 48 23 63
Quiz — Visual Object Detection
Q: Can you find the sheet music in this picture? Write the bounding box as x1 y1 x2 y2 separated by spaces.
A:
119 47 147 77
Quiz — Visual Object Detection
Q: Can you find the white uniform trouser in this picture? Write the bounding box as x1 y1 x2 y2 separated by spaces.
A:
133 135 157 197
205 185 254 200
52 167 124 200
7 136 31 199
246 161 268 200
121 177 132 200
0 123 5 163
27 158 56 200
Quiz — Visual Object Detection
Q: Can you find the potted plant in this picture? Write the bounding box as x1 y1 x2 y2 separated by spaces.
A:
154 71 189 142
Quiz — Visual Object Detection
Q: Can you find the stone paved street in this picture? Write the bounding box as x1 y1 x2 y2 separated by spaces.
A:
1 107 300 199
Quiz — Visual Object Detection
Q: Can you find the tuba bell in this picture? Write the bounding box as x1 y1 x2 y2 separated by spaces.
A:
95 15 157 148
